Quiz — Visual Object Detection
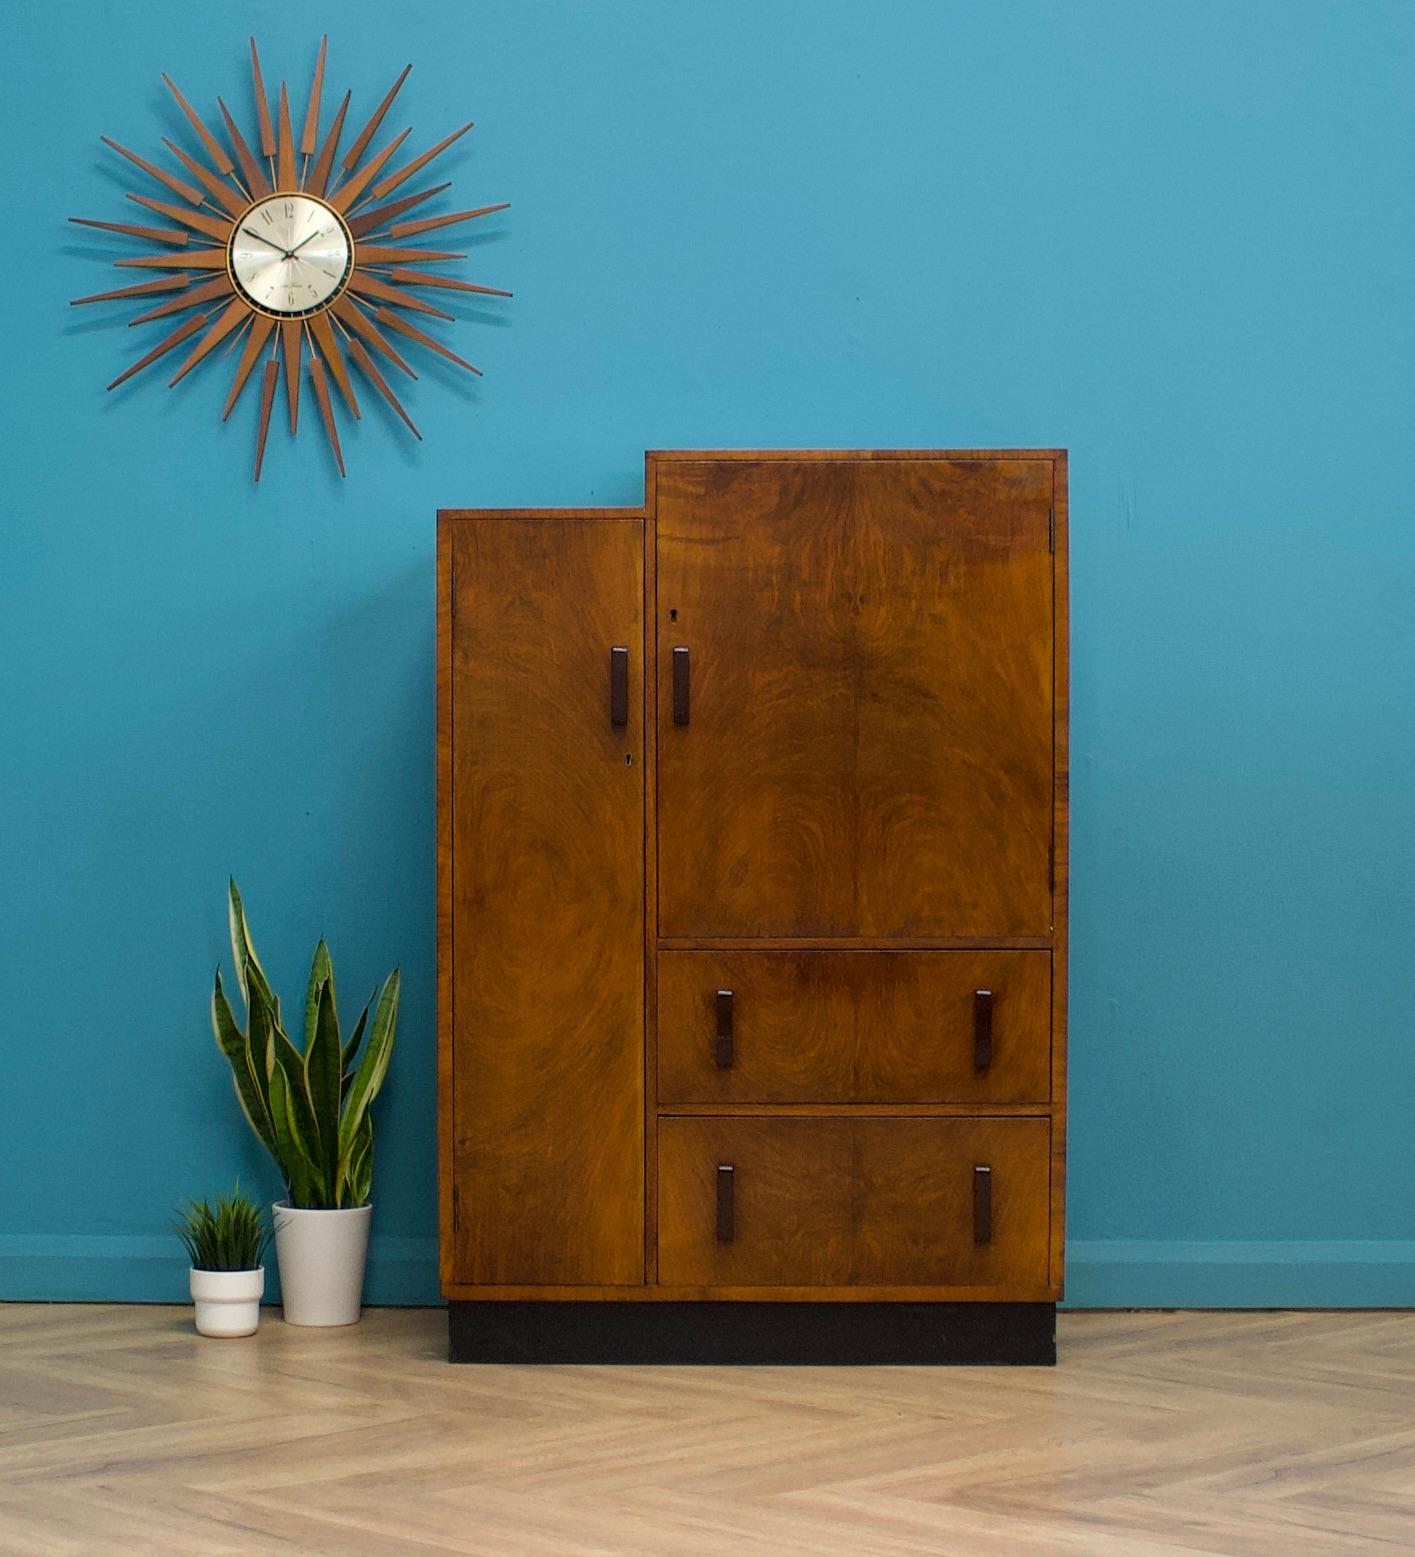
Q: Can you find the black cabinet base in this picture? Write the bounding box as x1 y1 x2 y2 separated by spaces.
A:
449 1301 1055 1365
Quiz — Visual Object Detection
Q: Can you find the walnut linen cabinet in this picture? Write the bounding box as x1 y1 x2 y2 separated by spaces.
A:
437 449 1068 1363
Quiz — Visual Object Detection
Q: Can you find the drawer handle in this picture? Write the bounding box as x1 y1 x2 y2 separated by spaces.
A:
714 988 734 1068
672 646 690 725
609 646 629 727
973 1164 992 1245
716 1163 735 1243
973 988 993 1071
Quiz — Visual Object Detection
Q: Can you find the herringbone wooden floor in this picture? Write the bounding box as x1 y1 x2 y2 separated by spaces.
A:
0 1307 1411 1555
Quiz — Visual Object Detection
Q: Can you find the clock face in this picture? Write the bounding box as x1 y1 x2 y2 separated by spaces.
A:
229 194 353 318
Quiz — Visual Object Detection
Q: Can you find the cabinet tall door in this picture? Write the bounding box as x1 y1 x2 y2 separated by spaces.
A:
656 457 1055 940
446 518 644 1285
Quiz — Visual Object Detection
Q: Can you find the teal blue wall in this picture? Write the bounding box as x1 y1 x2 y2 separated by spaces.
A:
2 1 1412 1308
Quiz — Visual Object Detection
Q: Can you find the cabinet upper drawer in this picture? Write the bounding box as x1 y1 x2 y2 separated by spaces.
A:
658 1115 1050 1291
657 951 1050 1105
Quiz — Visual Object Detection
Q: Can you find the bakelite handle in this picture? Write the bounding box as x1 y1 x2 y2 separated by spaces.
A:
714 988 734 1069
973 1164 992 1245
609 646 629 727
973 988 993 1072
716 1163 735 1243
672 646 690 726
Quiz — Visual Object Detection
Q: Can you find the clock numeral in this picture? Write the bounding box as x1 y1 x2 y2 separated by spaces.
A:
261 207 274 225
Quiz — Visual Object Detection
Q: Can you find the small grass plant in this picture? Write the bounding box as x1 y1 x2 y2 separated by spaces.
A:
173 1184 270 1272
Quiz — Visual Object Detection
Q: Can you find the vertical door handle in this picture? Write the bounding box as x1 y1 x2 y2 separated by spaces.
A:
716 1163 735 1243
714 988 734 1068
672 646 690 726
973 1164 992 1245
609 646 629 727
973 988 993 1071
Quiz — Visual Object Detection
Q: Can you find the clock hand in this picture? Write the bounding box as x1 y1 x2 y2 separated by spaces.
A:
287 227 334 258
240 226 289 254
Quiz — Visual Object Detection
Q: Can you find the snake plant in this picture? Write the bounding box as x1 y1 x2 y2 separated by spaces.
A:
211 879 399 1209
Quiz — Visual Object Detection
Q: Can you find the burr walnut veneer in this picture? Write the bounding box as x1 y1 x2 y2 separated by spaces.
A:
438 449 1068 1363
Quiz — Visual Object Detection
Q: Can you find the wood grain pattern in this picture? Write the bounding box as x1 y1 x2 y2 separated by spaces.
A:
125 192 232 242
161 74 235 177
369 121 473 202
332 295 416 377
2 1306 1412 1557
252 357 278 481
216 98 271 200
308 310 360 420
221 312 275 419
69 217 188 246
128 274 232 326
344 332 419 437
280 318 301 435
654 456 1054 939
658 1115 1049 1289
305 88 350 196
342 64 411 172
299 35 327 158
307 355 344 476
658 950 1050 1105
160 137 246 216
446 516 645 1285
248 36 275 159
347 180 451 237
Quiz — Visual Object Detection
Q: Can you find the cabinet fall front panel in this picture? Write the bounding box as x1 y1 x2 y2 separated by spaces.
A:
655 457 1054 940
446 516 644 1286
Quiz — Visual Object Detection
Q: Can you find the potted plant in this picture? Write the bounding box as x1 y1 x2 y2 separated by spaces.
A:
211 879 399 1327
175 1185 270 1337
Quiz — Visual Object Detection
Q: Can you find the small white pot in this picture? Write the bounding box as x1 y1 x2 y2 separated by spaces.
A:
189 1266 265 1337
273 1201 373 1327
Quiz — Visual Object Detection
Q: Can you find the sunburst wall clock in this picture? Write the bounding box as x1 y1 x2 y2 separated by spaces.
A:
70 37 510 480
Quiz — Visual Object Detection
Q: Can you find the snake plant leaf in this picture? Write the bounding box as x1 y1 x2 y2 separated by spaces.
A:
269 1055 317 1207
342 995 372 1078
270 1022 326 1198
338 967 399 1177
227 877 278 1021
347 1113 373 1207
305 976 343 1177
211 969 276 1155
303 938 334 1054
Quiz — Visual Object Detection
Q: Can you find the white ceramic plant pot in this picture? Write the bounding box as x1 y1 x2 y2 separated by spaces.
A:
189 1266 265 1338
273 1201 373 1327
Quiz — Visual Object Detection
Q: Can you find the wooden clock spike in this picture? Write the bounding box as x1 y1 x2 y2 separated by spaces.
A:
101 136 205 207
253 356 280 481
385 202 509 241
116 248 228 271
373 306 482 375
306 90 350 197
249 38 276 159
368 122 472 204
342 64 411 172
217 99 273 199
348 272 453 319
331 128 411 212
128 275 232 326
281 318 302 435
308 355 346 476
301 36 328 159
277 83 297 189
161 74 235 178
70 216 189 247
309 311 360 420
386 270 510 297
106 311 209 391
162 137 245 216
125 192 231 243
72 273 190 307
332 296 418 379
343 331 421 439
223 313 276 420
168 297 248 387
347 182 451 237
354 246 466 266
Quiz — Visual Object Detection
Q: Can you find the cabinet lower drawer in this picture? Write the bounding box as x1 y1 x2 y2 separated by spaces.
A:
658 1115 1049 1289
657 951 1050 1104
